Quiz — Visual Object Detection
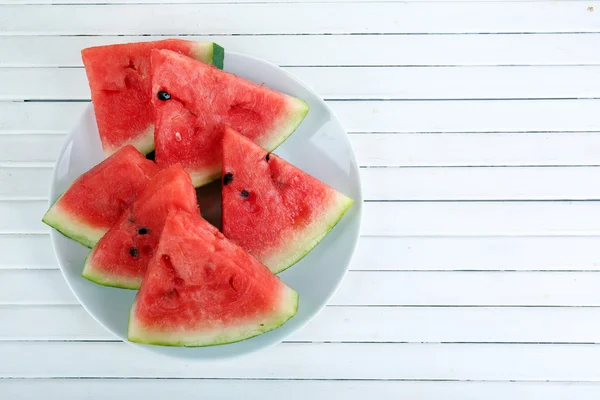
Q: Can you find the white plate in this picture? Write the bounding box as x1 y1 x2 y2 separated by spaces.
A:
48 52 363 360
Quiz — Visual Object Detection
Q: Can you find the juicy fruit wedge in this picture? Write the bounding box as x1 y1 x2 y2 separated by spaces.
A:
221 128 354 274
128 209 299 347
82 40 224 157
42 145 159 248
151 49 309 187
82 165 199 289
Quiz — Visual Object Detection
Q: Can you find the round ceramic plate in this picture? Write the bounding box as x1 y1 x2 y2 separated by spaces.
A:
49 51 363 360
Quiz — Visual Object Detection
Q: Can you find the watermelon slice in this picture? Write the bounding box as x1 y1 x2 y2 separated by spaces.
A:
42 145 159 248
151 49 309 187
221 128 354 274
128 208 299 347
82 164 199 289
82 39 224 157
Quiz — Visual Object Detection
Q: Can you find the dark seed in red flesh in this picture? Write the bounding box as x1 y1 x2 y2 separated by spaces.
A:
157 91 171 101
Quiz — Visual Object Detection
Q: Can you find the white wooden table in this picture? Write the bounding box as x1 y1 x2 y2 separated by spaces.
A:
2 0 600 398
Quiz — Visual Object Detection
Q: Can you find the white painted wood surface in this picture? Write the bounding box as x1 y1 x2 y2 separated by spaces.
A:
2 0 600 398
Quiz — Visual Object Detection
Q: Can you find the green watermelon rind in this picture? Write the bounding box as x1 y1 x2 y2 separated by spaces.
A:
81 252 142 290
191 42 225 70
261 98 310 153
189 170 222 189
265 192 354 275
103 125 155 158
42 199 106 249
127 285 299 347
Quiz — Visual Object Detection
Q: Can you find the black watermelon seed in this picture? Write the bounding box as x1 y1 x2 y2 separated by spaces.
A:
138 227 149 235
157 91 171 101
129 247 139 258
240 190 250 198
265 153 270 162
223 173 233 186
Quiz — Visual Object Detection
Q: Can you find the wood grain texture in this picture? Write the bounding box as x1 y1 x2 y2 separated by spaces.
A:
1 2 599 35
3 66 600 100
4 100 600 134
5 341 600 380
6 305 600 343
2 34 600 67
3 379 600 400
4 269 600 307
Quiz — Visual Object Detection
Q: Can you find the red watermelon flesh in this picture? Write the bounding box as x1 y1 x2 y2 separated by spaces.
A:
151 49 309 188
128 208 298 347
82 164 199 289
42 145 159 248
82 40 224 157
221 128 354 274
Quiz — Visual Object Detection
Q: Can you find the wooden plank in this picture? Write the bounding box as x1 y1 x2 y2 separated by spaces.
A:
3 66 600 101
10 200 600 236
5 341 600 380
360 201 600 236
350 236 600 271
6 305 600 343
3 100 600 134
0 168 50 199
2 379 600 400
1 0 377 3
4 132 600 167
350 132 600 167
0 134 62 162
1 3 598 35
5 269 600 306
1 0 589 3
3 34 600 68
8 165 600 201
0 235 56 269
0 102 85 134
335 99 600 133
359 167 600 201
3 234 600 272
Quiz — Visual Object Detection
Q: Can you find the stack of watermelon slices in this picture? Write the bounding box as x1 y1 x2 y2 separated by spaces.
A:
42 40 354 347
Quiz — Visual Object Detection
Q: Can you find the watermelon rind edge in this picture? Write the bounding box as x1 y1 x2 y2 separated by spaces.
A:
191 42 225 70
264 98 310 153
81 252 142 290
211 43 225 70
102 124 155 158
267 192 355 275
42 200 104 249
127 285 299 347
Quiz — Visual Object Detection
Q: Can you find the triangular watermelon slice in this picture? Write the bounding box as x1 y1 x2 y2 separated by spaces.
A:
42 145 159 248
82 40 224 157
221 128 354 274
82 164 199 289
128 208 298 347
151 49 310 187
